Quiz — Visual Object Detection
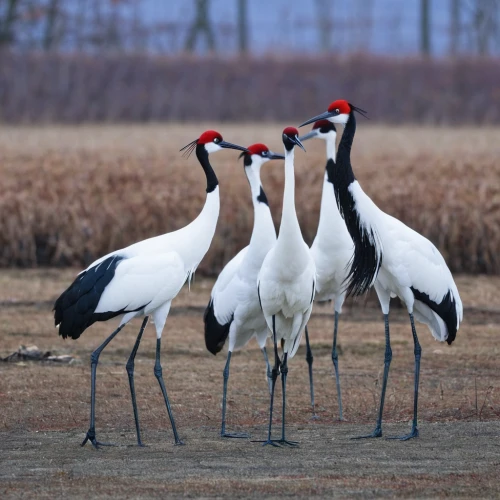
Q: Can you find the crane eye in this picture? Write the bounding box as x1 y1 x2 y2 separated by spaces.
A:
261 151 268 156
335 108 340 114
213 137 220 143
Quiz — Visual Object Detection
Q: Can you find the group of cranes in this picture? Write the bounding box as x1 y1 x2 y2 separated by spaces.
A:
54 99 463 449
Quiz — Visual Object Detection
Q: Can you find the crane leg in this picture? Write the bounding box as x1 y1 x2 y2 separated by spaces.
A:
125 316 149 447
387 313 420 441
153 338 184 445
304 326 318 419
331 311 344 421
253 315 281 447
278 353 299 446
261 347 273 395
81 324 125 449
352 313 392 439
220 351 249 438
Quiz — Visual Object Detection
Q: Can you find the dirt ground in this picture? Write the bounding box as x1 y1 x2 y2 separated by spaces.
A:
1 270 499 498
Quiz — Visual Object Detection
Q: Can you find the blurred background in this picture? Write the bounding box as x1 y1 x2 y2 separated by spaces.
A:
1 0 499 123
0 0 499 274
3 0 500 56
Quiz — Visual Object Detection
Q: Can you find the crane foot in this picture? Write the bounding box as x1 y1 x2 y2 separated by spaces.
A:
351 426 383 439
386 426 419 441
81 429 116 449
277 439 299 447
252 439 281 447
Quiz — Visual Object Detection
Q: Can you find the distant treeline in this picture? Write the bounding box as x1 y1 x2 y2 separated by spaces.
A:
0 52 499 124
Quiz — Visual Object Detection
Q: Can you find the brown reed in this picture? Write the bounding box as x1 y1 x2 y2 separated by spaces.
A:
0 123 498 274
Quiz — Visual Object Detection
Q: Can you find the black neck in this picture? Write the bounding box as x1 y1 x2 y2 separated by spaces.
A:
332 110 382 297
332 111 356 215
336 110 356 181
196 145 219 193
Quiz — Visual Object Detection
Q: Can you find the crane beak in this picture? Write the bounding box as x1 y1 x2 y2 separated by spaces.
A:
292 136 306 152
268 151 285 160
298 111 333 128
219 141 249 153
298 130 318 142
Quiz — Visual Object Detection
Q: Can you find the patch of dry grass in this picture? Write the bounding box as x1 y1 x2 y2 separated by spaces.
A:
0 272 499 499
0 272 499 434
0 124 499 273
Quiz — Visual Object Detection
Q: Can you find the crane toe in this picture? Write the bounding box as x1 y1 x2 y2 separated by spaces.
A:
81 429 116 449
277 439 299 447
351 426 383 440
386 427 419 441
259 439 281 448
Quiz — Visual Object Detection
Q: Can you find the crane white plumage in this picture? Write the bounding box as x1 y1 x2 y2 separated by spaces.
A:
300 100 463 440
298 119 352 420
256 127 316 447
203 143 284 438
53 130 249 449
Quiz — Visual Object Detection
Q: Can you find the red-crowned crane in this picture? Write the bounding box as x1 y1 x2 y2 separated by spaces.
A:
53 130 249 449
204 143 284 438
256 128 316 447
298 119 351 421
300 101 463 440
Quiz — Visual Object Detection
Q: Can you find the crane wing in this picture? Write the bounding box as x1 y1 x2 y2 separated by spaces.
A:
385 217 460 304
211 247 248 300
383 216 463 343
204 247 248 355
95 252 187 315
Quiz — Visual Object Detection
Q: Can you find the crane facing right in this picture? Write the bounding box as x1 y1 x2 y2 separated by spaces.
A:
300 100 463 441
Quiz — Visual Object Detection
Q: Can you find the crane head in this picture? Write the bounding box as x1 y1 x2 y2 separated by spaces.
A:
299 100 368 128
180 130 249 158
299 119 336 143
282 127 306 152
239 143 285 163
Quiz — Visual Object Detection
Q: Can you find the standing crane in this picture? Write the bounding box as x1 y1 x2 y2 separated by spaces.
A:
204 143 284 439
298 119 352 421
300 101 463 440
54 130 249 449
257 127 316 447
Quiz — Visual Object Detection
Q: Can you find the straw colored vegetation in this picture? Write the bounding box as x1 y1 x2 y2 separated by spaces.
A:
0 270 499 498
0 123 499 274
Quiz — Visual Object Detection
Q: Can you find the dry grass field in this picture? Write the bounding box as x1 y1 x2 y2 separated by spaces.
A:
0 270 499 498
0 125 499 498
0 124 499 273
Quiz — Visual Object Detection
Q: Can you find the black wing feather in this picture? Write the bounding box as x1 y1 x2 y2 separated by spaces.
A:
203 299 233 355
54 255 130 340
411 288 458 345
